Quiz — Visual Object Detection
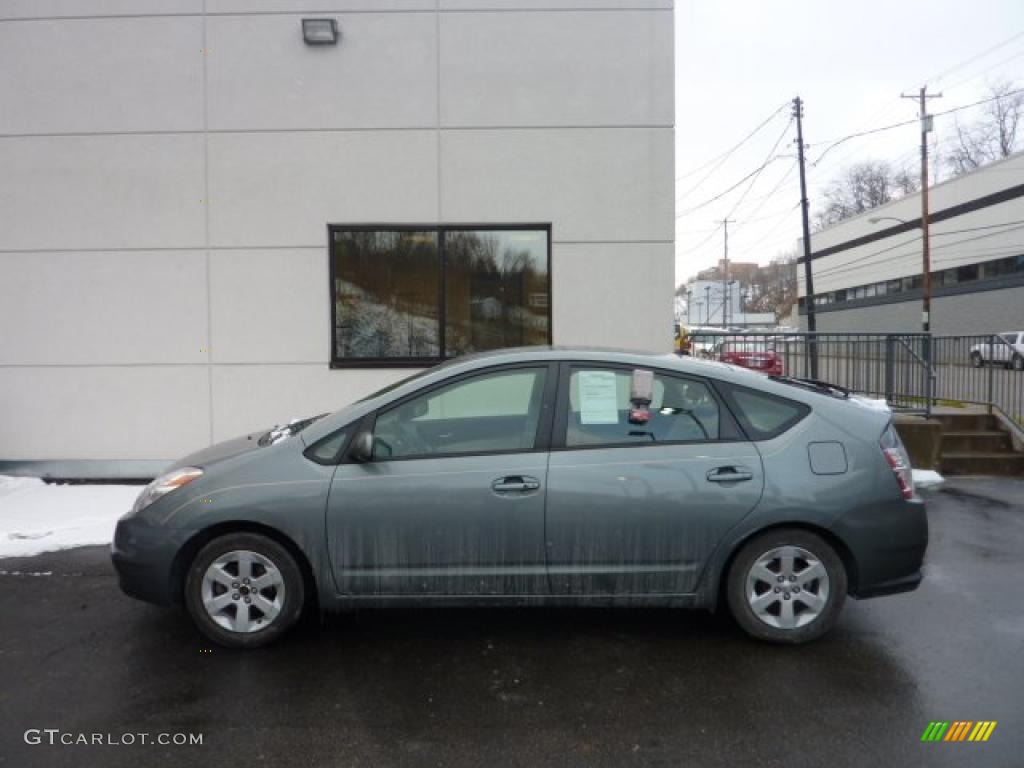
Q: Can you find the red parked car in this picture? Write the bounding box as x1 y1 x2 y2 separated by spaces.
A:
716 340 783 376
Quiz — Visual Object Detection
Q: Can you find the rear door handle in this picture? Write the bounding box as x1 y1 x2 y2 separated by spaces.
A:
706 466 754 483
491 475 541 494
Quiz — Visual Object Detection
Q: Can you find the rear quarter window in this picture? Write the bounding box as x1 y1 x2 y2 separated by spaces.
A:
719 384 809 440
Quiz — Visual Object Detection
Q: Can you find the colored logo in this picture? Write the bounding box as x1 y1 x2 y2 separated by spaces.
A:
921 721 997 742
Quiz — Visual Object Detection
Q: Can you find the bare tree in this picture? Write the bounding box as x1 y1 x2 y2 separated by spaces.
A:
814 160 919 229
947 80 1023 177
738 251 798 321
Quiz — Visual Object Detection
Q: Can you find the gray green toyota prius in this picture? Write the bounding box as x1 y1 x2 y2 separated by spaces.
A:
112 348 927 648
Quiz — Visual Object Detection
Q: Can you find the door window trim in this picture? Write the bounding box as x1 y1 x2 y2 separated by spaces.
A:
549 362 745 451
341 362 559 464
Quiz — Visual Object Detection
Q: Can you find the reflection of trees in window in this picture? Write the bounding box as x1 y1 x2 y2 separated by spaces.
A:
331 227 550 362
334 231 440 359
444 230 549 357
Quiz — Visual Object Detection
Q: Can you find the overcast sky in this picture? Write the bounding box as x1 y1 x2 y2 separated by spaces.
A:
673 0 1024 286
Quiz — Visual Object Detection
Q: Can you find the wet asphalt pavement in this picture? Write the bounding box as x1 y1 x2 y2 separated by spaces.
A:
1 477 1022 768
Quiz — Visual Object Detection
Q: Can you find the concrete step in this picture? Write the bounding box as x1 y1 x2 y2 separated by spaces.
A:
940 452 1024 476
933 412 1000 432
940 430 1015 454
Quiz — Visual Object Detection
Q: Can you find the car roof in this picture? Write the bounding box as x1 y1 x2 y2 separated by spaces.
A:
434 345 770 385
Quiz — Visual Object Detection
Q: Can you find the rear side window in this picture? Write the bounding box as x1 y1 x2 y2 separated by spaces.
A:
721 384 809 440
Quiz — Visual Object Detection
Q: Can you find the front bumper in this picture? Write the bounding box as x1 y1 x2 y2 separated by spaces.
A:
830 496 928 599
111 515 194 606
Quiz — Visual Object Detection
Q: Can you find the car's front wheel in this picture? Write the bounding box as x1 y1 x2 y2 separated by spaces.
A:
726 529 847 644
184 532 305 649
1012 354 1024 371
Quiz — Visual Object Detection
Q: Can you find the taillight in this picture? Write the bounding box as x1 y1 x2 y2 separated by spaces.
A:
880 423 915 500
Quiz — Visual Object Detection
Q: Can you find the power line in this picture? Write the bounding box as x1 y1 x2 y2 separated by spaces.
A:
931 244 1024 264
801 32 1024 178
929 28 1024 85
809 221 1024 280
732 164 799 229
944 45 1024 92
675 101 789 187
728 201 802 258
811 231 980 281
675 221 724 257
720 117 795 222
809 88 1024 167
676 154 787 218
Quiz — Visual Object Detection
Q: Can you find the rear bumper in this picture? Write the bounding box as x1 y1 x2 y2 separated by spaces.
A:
111 516 193 606
853 569 922 598
830 496 928 599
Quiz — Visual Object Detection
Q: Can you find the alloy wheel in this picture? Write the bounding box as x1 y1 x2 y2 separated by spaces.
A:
745 545 830 630
201 550 286 633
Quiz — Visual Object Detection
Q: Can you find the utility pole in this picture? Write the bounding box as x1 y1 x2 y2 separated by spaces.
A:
901 86 942 333
793 96 818 378
717 219 735 327
704 285 711 325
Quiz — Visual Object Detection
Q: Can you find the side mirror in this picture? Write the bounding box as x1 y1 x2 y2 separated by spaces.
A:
349 430 373 463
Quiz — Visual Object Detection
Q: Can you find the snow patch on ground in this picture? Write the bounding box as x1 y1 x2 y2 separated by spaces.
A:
912 469 945 489
0 475 139 558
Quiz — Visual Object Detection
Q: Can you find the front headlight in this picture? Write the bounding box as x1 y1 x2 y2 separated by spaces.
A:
131 467 204 514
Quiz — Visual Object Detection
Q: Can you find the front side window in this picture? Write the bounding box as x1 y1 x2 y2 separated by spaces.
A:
330 226 550 366
372 367 548 460
564 368 721 447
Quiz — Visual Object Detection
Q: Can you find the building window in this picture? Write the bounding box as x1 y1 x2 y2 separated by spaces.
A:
329 225 551 366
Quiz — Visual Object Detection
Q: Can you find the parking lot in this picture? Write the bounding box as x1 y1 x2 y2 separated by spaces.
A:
1 477 1022 768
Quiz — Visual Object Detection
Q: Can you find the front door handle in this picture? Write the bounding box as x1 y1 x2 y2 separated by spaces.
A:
706 466 754 483
491 475 541 494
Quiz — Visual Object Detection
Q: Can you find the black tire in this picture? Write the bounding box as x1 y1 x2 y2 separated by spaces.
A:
1012 355 1023 371
726 528 847 644
184 532 305 649
970 351 983 368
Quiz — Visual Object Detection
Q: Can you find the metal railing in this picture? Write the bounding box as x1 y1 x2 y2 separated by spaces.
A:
930 334 1024 435
688 332 935 415
686 330 1023 434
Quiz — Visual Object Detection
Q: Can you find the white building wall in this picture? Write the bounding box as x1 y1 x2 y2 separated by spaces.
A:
0 1 674 463
798 151 1024 297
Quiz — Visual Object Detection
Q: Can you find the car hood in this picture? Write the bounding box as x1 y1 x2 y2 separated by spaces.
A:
168 429 273 471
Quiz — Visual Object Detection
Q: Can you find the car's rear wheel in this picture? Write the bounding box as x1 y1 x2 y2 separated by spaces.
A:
970 351 984 368
1011 354 1023 371
185 532 304 649
726 529 847 644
